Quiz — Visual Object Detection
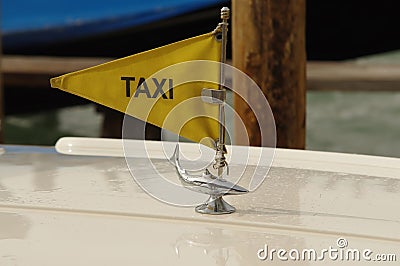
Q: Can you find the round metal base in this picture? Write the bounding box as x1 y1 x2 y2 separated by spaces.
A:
195 196 236 215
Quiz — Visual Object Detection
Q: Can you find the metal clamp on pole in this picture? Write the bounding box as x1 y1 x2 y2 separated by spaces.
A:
201 88 226 104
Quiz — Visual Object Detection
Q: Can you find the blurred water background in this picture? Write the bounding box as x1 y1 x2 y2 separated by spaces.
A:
307 91 400 157
4 89 400 158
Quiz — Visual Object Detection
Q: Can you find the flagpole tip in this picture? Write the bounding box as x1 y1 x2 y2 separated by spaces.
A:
221 7 230 20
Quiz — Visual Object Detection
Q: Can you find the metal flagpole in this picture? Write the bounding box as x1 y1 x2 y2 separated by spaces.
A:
213 7 229 178
194 7 239 215
179 7 248 214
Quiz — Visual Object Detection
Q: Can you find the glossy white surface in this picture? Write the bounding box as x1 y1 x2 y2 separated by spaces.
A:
1 139 399 265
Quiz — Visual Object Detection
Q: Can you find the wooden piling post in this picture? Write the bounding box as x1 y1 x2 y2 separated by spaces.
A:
232 0 306 148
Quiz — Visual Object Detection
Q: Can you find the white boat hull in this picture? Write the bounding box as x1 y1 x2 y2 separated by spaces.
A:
0 138 399 265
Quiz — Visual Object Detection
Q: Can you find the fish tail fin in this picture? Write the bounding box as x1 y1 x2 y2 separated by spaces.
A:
169 144 180 167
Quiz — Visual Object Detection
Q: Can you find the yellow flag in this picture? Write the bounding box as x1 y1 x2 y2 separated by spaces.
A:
50 32 221 143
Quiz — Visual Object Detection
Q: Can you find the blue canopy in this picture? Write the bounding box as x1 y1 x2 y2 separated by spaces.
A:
2 0 228 51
